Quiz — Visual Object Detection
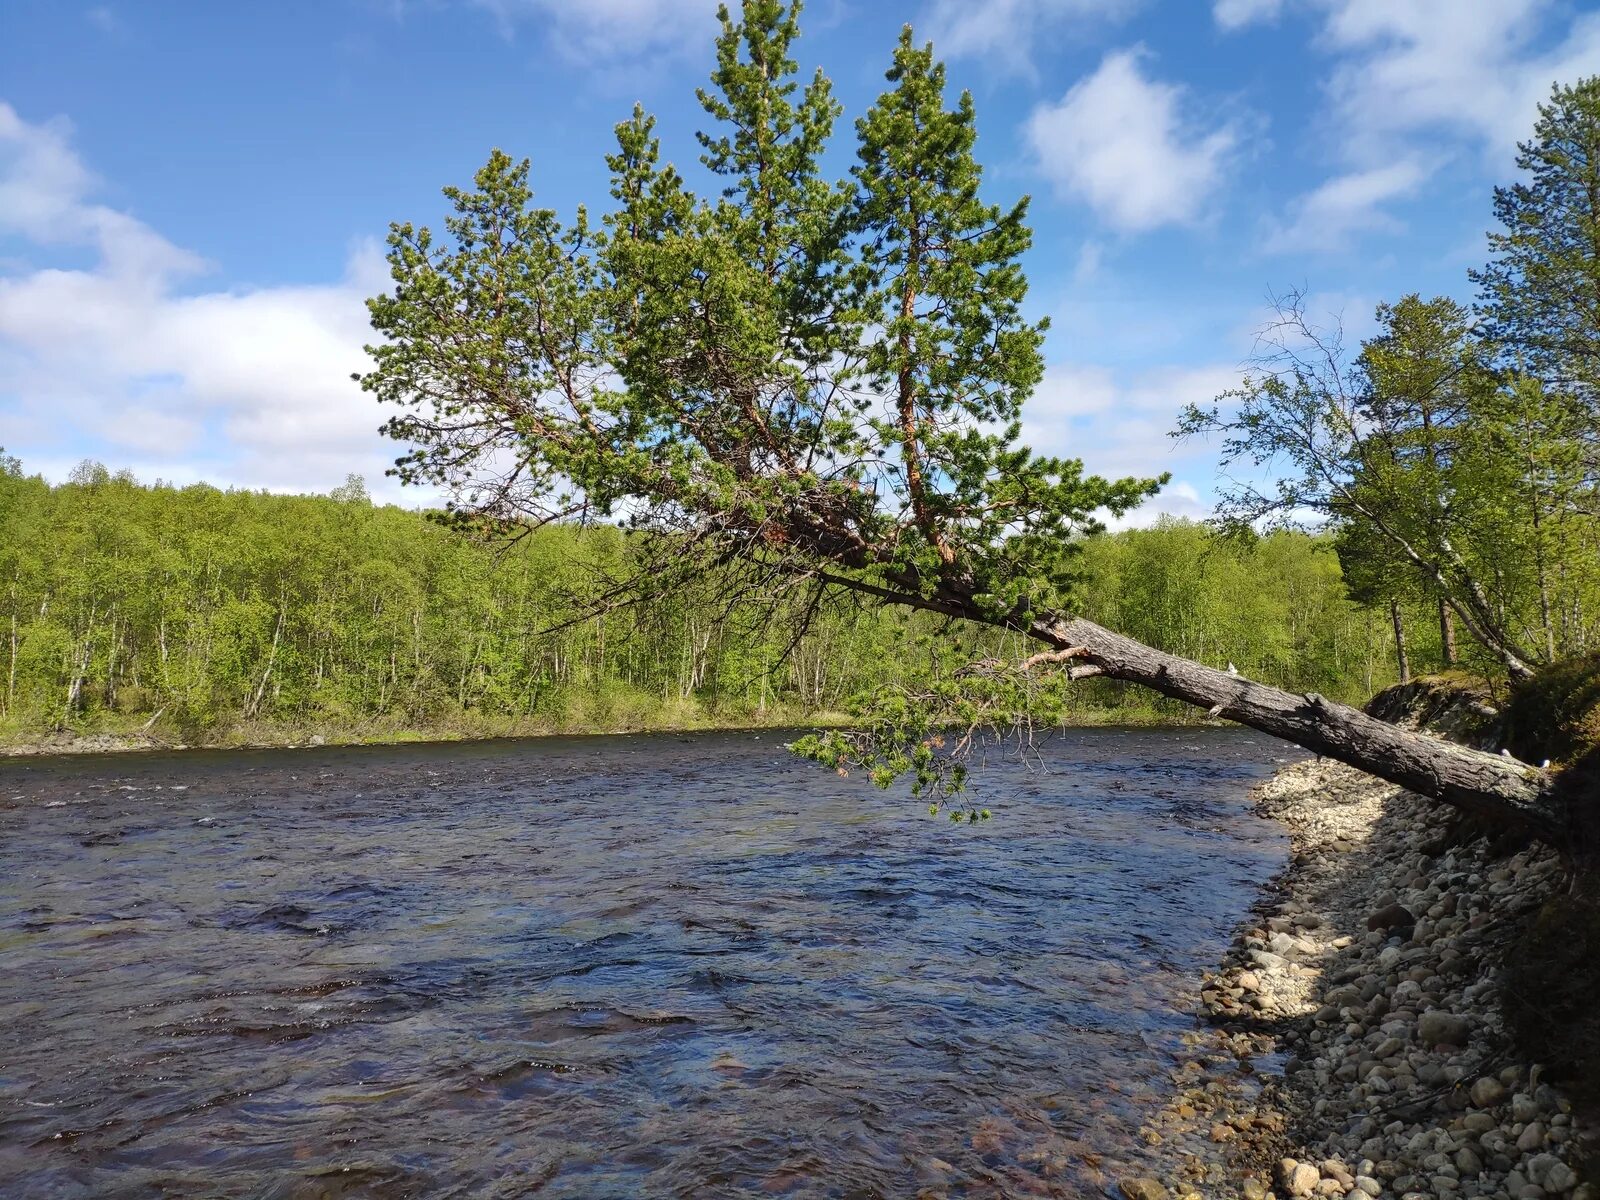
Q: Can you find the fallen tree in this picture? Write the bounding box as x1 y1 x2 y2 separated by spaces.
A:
360 3 1582 869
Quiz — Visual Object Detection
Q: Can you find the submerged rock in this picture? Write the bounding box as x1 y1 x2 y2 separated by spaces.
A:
1119 1175 1169 1200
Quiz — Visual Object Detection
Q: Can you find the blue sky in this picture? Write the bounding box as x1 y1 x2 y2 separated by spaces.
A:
2 0 1598 521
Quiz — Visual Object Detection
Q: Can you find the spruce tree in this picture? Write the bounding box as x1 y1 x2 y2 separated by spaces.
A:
1472 77 1600 419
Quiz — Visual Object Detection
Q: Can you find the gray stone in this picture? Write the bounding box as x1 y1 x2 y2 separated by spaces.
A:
1418 1011 1471 1047
1468 1076 1507 1107
1546 1162 1579 1193
1368 903 1416 932
1453 1146 1482 1176
1279 1159 1321 1198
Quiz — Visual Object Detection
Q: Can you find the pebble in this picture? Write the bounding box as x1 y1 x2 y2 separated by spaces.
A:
1119 1177 1169 1200
1470 1077 1508 1108
1417 1011 1471 1047
1142 754 1591 1200
1279 1159 1321 1198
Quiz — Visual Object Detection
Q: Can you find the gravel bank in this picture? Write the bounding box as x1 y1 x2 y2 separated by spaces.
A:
1123 757 1596 1200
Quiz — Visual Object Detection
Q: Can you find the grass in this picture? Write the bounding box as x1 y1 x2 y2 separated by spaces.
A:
0 695 1216 756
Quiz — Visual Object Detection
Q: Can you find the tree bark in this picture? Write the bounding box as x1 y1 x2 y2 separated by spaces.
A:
828 569 1564 848
1391 598 1411 683
1027 611 1564 846
1439 598 1458 668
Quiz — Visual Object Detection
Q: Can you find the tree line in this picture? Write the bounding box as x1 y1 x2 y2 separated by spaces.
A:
0 457 1423 745
1181 80 1600 686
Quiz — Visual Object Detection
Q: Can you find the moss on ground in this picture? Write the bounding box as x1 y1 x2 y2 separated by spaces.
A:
1363 672 1500 744
1502 652 1600 766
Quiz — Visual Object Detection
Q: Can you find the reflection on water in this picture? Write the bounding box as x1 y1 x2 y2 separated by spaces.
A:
0 728 1295 1198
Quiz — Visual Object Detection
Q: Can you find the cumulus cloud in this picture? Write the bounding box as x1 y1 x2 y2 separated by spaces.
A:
1025 49 1240 232
920 0 1140 73
0 102 410 499
1212 0 1282 31
1022 361 1241 525
1269 0 1600 253
1316 0 1600 164
468 0 721 64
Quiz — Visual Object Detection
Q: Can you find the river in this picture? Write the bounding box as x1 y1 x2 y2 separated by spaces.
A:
0 727 1297 1198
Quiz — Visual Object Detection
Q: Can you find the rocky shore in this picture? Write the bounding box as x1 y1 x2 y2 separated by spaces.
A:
1123 756 1595 1200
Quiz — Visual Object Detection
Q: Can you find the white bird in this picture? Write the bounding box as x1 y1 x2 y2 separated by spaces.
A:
1226 662 1239 677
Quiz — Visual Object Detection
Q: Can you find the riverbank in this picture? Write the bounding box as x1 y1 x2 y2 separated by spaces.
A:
1124 757 1596 1200
0 705 1213 758
0 708 847 757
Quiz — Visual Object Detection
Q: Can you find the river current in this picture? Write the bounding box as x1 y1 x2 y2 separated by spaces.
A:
0 728 1297 1198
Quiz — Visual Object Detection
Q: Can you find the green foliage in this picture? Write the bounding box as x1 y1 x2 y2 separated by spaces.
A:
1473 77 1600 410
846 29 1159 606
359 3 1160 633
353 5 1600 800
791 517 1409 792
0 468 1397 749
1502 654 1600 766
1181 79 1600 687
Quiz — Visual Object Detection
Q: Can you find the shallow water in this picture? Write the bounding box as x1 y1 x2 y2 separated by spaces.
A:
0 727 1297 1198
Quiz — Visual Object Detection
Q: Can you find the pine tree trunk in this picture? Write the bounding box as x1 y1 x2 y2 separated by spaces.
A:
1029 611 1564 846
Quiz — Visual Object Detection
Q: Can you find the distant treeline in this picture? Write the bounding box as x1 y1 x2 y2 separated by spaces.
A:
0 458 1435 745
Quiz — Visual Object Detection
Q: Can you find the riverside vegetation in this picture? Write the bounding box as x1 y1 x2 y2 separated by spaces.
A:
0 458 1419 748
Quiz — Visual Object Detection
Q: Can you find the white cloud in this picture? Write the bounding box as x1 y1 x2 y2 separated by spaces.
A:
921 0 1139 72
1025 49 1240 232
1024 362 1233 527
1262 158 1426 254
1316 0 1600 165
0 105 203 281
1111 478 1209 528
1269 0 1600 251
1213 0 1281 31
1024 360 1241 489
0 103 410 500
469 0 721 64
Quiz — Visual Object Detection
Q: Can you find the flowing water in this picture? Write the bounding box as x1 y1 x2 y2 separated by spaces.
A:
0 728 1298 1198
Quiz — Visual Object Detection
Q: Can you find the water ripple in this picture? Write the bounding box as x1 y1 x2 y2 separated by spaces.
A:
0 727 1295 1197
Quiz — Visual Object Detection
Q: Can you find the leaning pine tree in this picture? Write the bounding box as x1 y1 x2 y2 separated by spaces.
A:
360 4 1584 871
